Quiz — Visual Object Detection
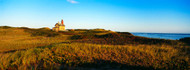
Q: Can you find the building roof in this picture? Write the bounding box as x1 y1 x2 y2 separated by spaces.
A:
55 23 65 26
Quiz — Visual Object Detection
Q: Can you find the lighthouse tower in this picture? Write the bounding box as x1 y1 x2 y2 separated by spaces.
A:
61 19 64 25
52 19 66 32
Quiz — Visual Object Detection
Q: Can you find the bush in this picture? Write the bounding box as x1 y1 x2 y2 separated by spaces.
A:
71 35 82 40
0 26 12 29
39 27 51 30
19 27 29 29
179 37 190 45
117 32 133 36
95 33 120 38
24 28 60 37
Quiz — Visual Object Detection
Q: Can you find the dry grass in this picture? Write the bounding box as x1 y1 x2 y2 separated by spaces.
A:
0 26 189 70
0 27 68 52
0 43 189 70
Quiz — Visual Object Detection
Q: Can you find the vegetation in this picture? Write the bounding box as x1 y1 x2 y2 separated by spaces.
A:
0 26 189 70
179 37 190 45
0 26 12 29
0 27 67 52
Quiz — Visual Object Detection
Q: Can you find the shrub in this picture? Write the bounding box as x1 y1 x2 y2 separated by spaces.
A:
117 32 133 36
179 37 190 45
95 33 120 38
19 27 29 29
0 26 12 29
24 28 60 37
39 27 51 30
70 35 82 40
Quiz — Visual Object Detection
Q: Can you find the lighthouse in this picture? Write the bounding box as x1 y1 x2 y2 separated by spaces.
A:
52 19 66 32
61 19 64 25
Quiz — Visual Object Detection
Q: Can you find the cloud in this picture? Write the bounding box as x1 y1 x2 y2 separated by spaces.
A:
67 0 78 4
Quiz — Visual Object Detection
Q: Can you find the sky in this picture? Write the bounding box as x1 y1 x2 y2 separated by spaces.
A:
0 0 190 33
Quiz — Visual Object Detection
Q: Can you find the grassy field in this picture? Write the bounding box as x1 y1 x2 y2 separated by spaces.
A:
0 26 189 70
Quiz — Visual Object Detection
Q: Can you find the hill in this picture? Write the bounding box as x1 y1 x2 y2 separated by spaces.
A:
0 26 189 70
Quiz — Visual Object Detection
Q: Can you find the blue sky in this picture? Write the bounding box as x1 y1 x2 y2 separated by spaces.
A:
0 0 190 33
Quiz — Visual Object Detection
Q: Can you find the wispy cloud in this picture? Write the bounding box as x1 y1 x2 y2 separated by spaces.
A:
67 0 78 4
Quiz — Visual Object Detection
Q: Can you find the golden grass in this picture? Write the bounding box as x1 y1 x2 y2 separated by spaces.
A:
0 43 189 70
0 27 189 70
0 28 68 52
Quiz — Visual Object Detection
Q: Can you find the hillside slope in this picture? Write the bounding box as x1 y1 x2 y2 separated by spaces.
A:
0 26 67 52
0 26 189 70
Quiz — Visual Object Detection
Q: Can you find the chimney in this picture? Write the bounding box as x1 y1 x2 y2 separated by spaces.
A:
61 19 64 25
